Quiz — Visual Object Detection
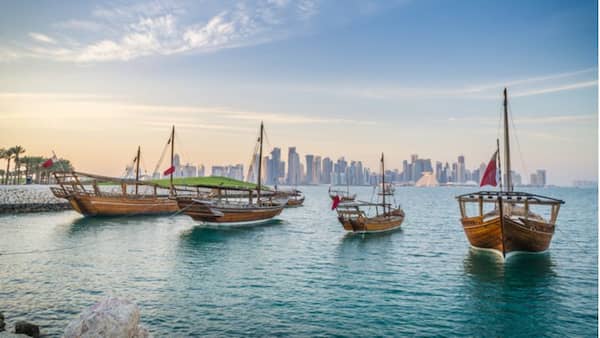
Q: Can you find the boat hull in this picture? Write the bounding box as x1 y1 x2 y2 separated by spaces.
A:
176 198 284 224
339 212 404 233
60 194 177 217
286 197 305 207
460 215 554 257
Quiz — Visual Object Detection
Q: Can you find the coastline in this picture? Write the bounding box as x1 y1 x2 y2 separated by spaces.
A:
0 185 70 214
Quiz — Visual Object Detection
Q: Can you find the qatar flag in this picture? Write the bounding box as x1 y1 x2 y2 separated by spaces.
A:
163 166 175 176
331 195 341 210
480 150 498 187
42 158 54 168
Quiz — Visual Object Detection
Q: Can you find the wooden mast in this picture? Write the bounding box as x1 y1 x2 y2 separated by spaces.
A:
170 125 175 195
257 121 264 203
135 146 140 195
381 152 386 215
503 88 512 192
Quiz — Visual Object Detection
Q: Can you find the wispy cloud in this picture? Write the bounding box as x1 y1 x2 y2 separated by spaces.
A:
0 92 373 126
445 114 597 125
28 32 56 44
293 67 598 100
5 0 320 62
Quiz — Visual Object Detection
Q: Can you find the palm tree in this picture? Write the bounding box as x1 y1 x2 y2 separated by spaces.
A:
0 148 5 184
10 146 25 185
2 148 14 185
27 156 44 184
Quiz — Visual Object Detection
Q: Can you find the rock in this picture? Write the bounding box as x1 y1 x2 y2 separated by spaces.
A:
64 297 150 338
0 332 29 338
0 312 4 332
14 321 39 338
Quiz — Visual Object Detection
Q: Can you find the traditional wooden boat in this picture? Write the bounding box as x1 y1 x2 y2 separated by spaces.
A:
274 188 305 207
455 88 564 258
50 127 180 216
175 122 286 225
328 184 356 202
335 153 405 233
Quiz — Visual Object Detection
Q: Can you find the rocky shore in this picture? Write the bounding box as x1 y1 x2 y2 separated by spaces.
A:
0 185 71 214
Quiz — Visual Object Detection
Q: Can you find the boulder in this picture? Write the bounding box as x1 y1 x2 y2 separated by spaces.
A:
0 333 29 338
14 322 39 338
0 312 4 331
64 297 149 338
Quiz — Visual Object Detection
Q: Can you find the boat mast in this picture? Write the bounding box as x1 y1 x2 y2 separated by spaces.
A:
170 125 175 195
503 88 512 192
135 145 140 195
257 122 264 203
381 152 386 215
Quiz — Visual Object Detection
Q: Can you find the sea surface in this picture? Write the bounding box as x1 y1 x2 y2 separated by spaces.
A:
0 186 597 337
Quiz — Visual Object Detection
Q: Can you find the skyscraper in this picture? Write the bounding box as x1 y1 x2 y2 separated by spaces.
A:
457 155 466 183
322 157 333 184
287 147 300 185
305 154 315 185
314 156 322 184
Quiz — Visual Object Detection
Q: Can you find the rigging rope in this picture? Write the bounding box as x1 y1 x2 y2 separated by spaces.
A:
507 100 530 179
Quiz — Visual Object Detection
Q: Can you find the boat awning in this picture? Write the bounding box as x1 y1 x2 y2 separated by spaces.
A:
455 190 565 205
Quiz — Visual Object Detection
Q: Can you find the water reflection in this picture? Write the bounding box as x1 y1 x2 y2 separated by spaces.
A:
463 248 556 283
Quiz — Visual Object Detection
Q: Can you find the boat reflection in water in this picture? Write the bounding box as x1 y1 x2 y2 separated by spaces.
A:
463 248 555 283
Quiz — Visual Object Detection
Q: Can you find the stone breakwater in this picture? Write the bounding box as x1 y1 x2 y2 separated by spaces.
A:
0 185 71 214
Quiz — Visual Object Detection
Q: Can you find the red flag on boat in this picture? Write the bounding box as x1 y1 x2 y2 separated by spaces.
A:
42 158 54 168
331 195 341 210
480 150 498 187
163 165 175 176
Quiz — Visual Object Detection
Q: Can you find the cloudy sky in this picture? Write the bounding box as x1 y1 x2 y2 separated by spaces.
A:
0 0 597 185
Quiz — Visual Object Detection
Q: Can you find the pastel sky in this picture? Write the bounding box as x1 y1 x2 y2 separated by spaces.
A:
0 0 597 185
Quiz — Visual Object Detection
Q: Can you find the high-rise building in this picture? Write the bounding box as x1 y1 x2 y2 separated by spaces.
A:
322 157 333 184
457 155 466 183
536 169 546 186
314 156 322 184
305 154 315 185
435 161 443 182
286 147 301 185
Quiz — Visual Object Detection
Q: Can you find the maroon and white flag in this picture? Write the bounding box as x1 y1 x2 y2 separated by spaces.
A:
480 150 498 187
163 166 175 176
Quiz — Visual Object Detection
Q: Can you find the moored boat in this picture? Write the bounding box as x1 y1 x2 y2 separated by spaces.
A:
51 127 180 216
335 153 405 233
455 88 565 258
175 122 286 225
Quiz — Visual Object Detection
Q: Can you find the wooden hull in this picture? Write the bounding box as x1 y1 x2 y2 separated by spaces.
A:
339 211 404 233
286 197 305 207
62 194 178 217
460 215 554 257
176 198 284 224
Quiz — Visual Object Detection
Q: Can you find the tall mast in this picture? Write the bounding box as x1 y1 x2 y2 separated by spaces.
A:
170 125 175 195
135 145 140 195
503 88 512 192
381 152 385 214
257 122 264 203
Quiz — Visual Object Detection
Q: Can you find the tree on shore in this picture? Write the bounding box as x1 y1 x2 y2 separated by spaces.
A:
1 148 14 185
11 145 25 184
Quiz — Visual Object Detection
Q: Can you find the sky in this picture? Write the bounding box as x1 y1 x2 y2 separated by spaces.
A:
0 0 597 186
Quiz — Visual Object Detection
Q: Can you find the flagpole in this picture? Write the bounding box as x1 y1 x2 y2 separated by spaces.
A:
170 126 175 196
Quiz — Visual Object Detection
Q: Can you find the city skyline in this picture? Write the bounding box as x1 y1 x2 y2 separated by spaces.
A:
144 147 555 187
0 0 596 186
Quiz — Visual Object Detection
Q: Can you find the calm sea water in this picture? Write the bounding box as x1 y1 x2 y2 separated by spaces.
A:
0 186 597 337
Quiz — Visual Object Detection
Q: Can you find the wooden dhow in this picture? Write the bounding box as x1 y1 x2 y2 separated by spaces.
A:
50 127 179 216
275 188 305 207
335 153 405 233
455 89 565 258
175 122 286 225
328 184 356 202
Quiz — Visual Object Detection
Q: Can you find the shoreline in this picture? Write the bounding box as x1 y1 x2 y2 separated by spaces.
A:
0 185 71 214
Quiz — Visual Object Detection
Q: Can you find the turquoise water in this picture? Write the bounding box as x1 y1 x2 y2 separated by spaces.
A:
0 186 597 336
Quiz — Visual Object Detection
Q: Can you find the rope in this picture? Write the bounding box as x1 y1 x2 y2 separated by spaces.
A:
507 100 530 179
